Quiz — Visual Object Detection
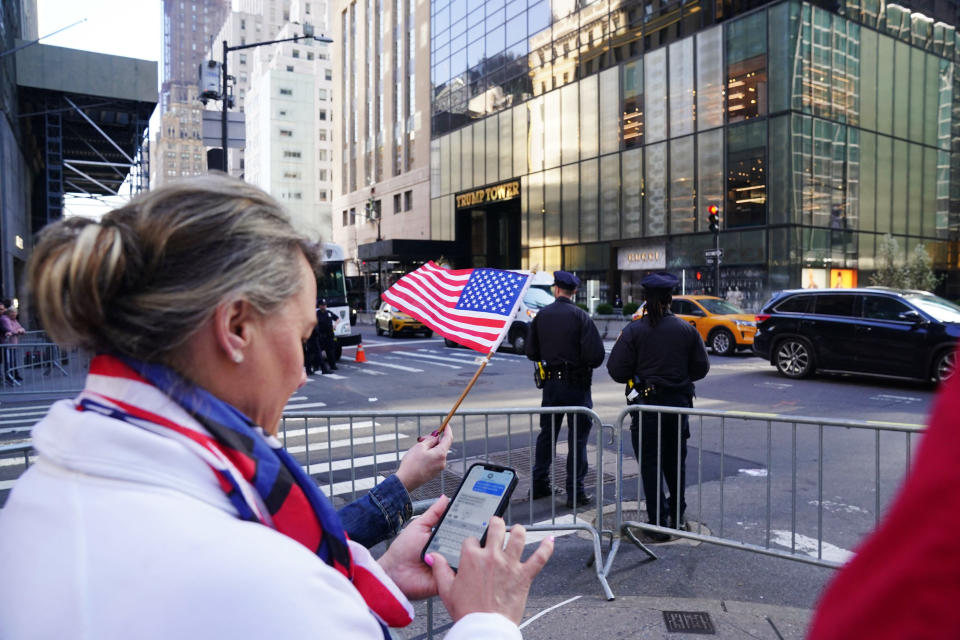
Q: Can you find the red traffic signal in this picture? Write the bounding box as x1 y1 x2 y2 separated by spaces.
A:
695 271 702 281
707 205 719 233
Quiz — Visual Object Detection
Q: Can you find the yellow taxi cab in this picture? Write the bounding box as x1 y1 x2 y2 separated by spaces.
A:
374 302 433 338
632 295 756 356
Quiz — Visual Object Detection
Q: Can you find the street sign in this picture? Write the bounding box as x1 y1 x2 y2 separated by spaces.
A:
705 256 722 265
704 249 724 257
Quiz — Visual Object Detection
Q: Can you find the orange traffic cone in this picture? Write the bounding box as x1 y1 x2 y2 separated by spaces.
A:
355 343 367 363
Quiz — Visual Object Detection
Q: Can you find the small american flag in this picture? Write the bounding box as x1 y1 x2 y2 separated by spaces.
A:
382 261 531 354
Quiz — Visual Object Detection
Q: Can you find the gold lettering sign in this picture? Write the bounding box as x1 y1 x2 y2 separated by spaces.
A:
626 251 662 262
455 180 521 209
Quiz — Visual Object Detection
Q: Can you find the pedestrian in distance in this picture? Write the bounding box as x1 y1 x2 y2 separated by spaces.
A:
0 298 25 384
525 270 605 508
0 174 552 639
314 297 339 374
607 271 710 541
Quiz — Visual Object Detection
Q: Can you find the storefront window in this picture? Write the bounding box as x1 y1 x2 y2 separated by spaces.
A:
726 11 767 123
727 121 767 228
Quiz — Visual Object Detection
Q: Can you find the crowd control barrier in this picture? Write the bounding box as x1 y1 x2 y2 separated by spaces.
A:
603 404 923 573
280 406 616 601
0 342 90 400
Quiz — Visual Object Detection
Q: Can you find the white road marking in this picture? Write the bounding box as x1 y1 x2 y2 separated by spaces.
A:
756 382 792 390
0 404 55 412
518 596 583 630
809 500 869 515
315 373 348 380
283 402 328 410
288 395 308 401
0 416 44 426
739 468 767 477
364 360 424 373
769 530 852 564
279 421 376 439
303 451 404 475
0 425 33 435
317 475 387 497
870 394 922 403
398 352 464 368
284 433 408 454
358 369 388 376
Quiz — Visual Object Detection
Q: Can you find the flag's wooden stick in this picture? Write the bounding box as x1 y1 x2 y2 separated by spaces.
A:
425 350 494 438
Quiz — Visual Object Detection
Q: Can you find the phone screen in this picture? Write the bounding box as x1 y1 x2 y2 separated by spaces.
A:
423 464 516 570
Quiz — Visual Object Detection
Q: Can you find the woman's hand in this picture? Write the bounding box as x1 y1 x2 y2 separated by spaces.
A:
427 518 554 624
378 495 449 601
394 426 453 492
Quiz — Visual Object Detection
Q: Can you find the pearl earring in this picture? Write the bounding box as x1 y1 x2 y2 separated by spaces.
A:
233 352 243 364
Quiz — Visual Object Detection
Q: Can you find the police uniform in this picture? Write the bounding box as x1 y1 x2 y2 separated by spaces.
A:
314 299 339 374
525 271 605 506
606 272 710 534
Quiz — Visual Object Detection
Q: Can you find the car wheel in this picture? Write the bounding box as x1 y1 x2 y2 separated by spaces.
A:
423 329 433 338
774 338 814 379
709 328 735 356
444 337 459 348
933 349 956 384
511 331 526 354
375 323 384 336
387 322 396 338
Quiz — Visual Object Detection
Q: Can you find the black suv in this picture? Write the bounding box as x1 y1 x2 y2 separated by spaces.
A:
753 287 960 383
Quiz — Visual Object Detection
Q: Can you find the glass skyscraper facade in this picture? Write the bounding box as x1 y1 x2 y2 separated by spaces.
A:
429 0 960 308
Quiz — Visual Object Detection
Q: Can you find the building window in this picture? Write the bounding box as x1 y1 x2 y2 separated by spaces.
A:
307 51 315 60
318 88 327 100
319 169 328 180
292 49 300 58
318 149 327 161
283 171 300 178
325 69 332 80
622 60 643 148
393 193 401 214
280 88 293 96
726 121 767 227
286 65 295 72
279 109 287 117
349 208 356 224
319 109 327 120
239 54 247 65
342 210 349 226
319 130 327 141
240 18 246 29
404 190 412 211
319 190 328 201
726 12 767 124
283 150 302 158
280 129 293 137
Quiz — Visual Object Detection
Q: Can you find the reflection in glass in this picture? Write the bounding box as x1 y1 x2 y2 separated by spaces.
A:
622 147 642 238
562 163 579 244
645 141 667 236
727 121 767 228
528 170 544 247
698 129 724 229
601 154 620 240
670 136 695 234
580 159 599 242
669 39 694 138
545 167 561 245
561 83 580 166
645 48 667 143
622 60 643 148
580 74 599 160
600 67 620 155
697 26 724 131
726 12 767 123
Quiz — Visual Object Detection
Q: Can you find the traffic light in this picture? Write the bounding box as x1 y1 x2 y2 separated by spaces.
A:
695 271 702 281
707 205 719 233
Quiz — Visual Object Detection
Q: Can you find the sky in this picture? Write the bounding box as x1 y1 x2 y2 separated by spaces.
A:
37 0 163 218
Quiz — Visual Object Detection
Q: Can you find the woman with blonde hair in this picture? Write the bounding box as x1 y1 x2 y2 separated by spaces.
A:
0 174 552 638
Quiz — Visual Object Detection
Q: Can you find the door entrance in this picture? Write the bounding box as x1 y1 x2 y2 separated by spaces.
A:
455 198 521 269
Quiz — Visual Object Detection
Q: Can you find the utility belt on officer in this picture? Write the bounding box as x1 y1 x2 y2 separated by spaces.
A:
534 362 592 388
626 377 694 403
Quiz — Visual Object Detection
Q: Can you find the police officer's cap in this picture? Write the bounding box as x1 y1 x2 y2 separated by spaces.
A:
641 271 679 291
553 270 580 289
318 298 328 306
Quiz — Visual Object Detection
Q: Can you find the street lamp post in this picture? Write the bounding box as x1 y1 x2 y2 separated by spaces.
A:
366 195 383 299
218 28 333 173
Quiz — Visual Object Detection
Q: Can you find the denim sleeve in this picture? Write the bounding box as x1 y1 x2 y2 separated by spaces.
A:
337 474 413 548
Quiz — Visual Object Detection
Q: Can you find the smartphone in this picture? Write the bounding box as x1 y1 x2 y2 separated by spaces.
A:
421 462 518 571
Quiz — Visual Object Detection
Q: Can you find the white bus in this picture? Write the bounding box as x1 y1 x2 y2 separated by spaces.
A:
318 242 362 360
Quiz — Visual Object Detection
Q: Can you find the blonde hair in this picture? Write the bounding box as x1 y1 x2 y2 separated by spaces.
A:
28 174 319 363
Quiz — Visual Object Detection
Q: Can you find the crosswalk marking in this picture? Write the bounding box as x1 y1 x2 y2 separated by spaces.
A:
318 475 386 498
314 373 348 380
398 353 463 369
0 404 54 413
284 433 408 455
303 451 403 475
283 401 328 410
364 360 424 373
279 421 376 439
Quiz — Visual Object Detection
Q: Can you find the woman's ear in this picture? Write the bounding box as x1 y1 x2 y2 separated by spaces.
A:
212 298 255 364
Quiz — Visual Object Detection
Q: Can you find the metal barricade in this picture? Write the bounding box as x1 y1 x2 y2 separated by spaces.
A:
603 404 923 574
0 443 34 507
0 343 90 399
280 406 616 600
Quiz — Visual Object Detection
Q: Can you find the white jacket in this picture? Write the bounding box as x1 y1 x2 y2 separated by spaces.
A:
0 397 519 639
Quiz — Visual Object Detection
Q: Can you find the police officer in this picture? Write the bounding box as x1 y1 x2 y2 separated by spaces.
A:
525 270 605 508
607 272 709 540
314 298 340 374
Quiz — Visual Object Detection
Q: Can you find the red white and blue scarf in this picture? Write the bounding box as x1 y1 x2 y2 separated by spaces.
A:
76 354 413 633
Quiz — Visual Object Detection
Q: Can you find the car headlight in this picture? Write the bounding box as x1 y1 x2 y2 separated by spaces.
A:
735 320 756 328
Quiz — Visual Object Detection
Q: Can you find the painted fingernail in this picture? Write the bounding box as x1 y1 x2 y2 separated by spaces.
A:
423 554 435 567
548 536 555 543
430 429 441 437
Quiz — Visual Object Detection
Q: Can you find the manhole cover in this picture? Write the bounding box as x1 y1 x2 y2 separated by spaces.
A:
663 611 716 634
